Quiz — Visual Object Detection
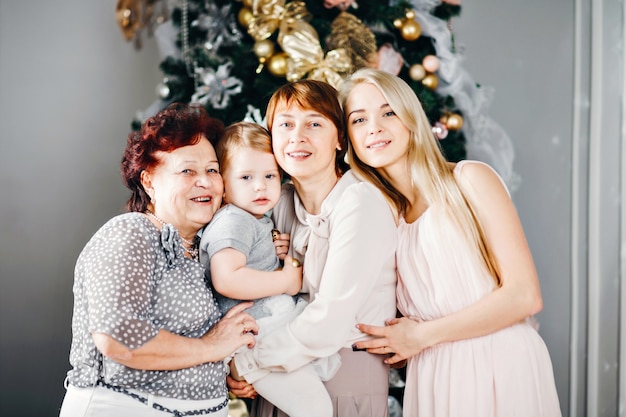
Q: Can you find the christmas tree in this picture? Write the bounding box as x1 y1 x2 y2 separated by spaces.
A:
120 0 519 188
118 0 480 164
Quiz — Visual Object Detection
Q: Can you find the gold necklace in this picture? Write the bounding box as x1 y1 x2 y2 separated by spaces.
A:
145 210 199 261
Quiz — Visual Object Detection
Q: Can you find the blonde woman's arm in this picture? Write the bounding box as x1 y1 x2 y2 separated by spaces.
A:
355 161 542 364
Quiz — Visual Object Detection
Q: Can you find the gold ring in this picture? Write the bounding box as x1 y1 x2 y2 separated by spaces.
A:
271 229 280 242
292 258 301 268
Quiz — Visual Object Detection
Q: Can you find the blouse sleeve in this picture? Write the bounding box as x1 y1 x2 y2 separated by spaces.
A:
81 217 160 349
236 180 397 381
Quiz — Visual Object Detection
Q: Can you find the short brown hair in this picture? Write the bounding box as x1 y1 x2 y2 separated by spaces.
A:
266 79 349 174
121 102 224 212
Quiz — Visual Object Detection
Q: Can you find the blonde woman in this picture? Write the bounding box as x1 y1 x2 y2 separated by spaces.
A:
340 69 561 416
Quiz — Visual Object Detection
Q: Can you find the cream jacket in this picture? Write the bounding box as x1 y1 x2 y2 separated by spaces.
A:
235 171 397 383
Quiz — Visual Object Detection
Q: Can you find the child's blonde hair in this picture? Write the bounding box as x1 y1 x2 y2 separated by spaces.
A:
217 121 277 176
338 68 501 286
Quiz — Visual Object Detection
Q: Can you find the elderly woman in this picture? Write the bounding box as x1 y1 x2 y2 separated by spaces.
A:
59 103 258 417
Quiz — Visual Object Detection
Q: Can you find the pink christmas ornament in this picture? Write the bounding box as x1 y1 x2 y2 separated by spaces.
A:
432 121 448 140
377 44 404 76
323 0 356 10
422 55 440 73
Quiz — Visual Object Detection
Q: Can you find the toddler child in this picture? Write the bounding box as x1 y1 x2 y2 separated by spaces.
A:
199 121 339 417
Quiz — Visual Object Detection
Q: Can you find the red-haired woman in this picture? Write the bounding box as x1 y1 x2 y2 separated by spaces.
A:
59 103 258 417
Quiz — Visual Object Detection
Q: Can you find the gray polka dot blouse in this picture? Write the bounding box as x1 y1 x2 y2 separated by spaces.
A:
65 212 227 400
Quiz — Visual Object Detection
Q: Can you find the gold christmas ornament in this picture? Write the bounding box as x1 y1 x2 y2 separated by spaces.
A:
267 52 289 77
115 0 170 48
422 73 439 89
401 19 421 41
255 58 267 74
326 12 376 72
307 49 352 88
253 39 275 59
278 13 351 88
409 64 426 81
247 0 310 42
446 113 464 130
394 9 421 42
242 0 253 8
238 7 254 27
116 0 142 41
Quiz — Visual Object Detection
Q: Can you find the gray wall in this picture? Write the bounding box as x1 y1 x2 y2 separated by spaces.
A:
0 0 600 416
0 1 162 415
454 1 574 415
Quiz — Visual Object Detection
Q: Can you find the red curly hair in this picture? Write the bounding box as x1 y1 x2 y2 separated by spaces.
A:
121 102 224 212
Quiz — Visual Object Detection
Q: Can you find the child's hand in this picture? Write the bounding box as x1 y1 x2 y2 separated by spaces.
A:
229 359 245 382
271 229 290 260
282 255 303 296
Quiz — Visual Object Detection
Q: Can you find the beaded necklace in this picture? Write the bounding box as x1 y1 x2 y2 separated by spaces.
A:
145 210 199 261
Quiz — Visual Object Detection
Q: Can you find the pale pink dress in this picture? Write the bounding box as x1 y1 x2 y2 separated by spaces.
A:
396 160 561 416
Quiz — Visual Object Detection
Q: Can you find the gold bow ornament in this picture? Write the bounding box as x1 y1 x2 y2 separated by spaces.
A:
247 0 310 41
278 18 352 88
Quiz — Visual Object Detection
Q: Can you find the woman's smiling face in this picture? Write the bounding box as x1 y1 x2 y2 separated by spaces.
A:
345 82 411 173
142 137 223 237
270 104 341 182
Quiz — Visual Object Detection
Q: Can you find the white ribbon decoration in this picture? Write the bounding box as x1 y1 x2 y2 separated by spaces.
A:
407 0 520 191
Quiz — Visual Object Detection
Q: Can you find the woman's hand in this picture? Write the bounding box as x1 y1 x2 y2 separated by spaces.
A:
353 317 431 365
227 375 257 399
390 359 407 369
201 302 259 362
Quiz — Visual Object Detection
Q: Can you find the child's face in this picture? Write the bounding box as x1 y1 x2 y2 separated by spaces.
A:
222 147 282 218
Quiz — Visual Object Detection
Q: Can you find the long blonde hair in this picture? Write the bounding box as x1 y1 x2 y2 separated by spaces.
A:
338 68 501 286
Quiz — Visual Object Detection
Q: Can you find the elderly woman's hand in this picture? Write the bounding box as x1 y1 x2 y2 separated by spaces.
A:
201 302 259 361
